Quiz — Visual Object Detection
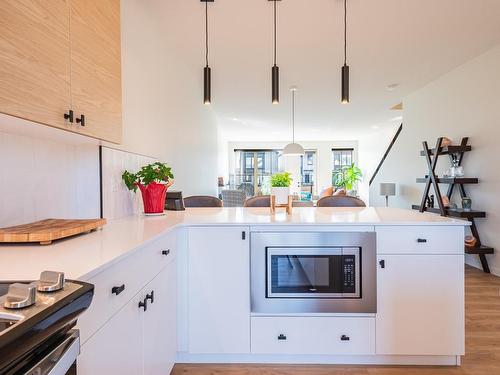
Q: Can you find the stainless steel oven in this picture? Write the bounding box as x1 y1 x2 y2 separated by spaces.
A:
251 231 376 313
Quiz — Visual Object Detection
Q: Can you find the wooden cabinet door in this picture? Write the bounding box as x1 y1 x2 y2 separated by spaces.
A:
0 0 71 129
188 226 250 354
143 263 177 375
78 291 144 375
376 254 464 355
69 0 122 143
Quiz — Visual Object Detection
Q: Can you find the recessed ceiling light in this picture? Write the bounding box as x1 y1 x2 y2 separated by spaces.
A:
371 125 380 129
390 116 403 121
386 83 399 91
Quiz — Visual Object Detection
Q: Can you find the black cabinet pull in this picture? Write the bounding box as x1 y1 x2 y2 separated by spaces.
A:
417 238 427 243
242 231 246 240
379 259 385 269
146 291 154 304
64 110 74 123
277 333 287 340
341 334 350 341
138 299 147 311
76 114 85 126
111 284 125 295
161 249 170 256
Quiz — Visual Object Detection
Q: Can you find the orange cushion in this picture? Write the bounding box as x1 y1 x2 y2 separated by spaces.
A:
319 187 334 199
333 188 347 196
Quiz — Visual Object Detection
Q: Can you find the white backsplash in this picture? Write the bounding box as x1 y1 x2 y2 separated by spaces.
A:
0 130 100 228
101 146 157 220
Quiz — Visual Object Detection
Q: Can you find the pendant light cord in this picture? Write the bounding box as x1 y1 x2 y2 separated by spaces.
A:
205 1 209 67
343 0 347 66
292 90 295 142
273 0 277 66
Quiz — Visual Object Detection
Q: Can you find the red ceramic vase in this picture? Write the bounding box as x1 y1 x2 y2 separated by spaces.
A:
137 182 168 214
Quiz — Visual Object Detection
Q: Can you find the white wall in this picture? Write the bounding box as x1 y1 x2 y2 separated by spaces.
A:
118 0 219 196
0 116 100 227
370 43 500 275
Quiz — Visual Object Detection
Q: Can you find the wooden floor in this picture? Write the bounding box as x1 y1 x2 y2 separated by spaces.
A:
172 265 500 375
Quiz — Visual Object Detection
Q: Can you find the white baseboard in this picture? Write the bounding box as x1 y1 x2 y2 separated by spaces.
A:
176 352 460 366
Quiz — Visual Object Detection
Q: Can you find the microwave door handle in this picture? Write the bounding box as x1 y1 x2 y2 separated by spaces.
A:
25 330 80 375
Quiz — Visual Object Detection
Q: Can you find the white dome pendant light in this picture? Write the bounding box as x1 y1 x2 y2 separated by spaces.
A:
283 86 305 156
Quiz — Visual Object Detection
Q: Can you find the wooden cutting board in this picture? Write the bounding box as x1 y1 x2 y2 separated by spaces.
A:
0 218 107 245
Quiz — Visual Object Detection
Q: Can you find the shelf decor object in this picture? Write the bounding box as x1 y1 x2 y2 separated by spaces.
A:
412 136 493 273
0 218 106 245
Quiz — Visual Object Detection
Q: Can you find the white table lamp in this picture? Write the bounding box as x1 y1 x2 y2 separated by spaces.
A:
380 183 396 207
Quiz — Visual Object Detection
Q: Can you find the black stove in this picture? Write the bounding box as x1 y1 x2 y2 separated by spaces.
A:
0 272 93 375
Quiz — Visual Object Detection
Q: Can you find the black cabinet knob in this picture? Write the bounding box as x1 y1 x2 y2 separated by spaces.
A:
111 284 125 295
379 259 385 269
341 334 350 341
277 333 287 340
64 110 74 123
76 114 85 126
161 249 170 256
146 290 154 304
138 299 147 311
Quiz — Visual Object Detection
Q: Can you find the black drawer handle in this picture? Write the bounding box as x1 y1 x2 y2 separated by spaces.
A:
341 335 350 341
379 259 385 269
161 249 170 256
64 110 74 123
76 114 85 126
417 238 427 243
277 333 287 340
138 298 147 311
146 290 154 304
111 284 125 295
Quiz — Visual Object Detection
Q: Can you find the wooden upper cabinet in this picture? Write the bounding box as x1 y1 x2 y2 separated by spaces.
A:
70 0 122 143
0 0 72 129
0 0 122 143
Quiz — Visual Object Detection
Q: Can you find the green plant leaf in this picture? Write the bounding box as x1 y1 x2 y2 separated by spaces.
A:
332 163 362 190
270 172 292 187
122 162 174 192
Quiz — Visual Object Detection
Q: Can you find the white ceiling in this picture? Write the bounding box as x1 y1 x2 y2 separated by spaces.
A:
165 0 500 141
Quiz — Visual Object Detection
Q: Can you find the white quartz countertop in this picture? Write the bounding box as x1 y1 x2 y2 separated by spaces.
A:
0 207 468 281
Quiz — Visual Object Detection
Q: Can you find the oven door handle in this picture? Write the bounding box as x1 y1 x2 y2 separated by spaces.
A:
24 329 80 375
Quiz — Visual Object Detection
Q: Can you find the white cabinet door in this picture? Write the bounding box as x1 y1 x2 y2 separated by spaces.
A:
78 291 144 375
188 226 250 354
376 254 464 355
143 261 177 375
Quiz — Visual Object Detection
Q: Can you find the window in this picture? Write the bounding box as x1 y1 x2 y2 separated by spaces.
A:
332 148 354 172
300 150 317 195
234 150 282 195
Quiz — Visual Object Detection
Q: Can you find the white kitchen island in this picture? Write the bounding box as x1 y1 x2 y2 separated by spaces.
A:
0 207 468 373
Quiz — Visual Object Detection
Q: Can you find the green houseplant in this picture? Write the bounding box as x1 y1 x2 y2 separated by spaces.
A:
122 162 174 215
270 172 293 205
332 163 362 193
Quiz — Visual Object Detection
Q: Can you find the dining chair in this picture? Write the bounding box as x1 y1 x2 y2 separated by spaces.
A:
183 195 223 208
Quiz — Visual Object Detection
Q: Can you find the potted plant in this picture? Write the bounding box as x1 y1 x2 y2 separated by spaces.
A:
122 162 174 215
270 172 292 205
332 163 362 195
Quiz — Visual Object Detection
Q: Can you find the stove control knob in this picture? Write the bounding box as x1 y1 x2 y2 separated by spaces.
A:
37 271 65 292
4 282 37 309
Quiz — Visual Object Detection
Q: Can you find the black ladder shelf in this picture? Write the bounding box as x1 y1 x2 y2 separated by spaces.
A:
411 137 493 273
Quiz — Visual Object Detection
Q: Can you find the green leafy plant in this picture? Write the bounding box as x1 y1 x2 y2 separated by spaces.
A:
332 163 362 191
122 162 174 192
270 172 293 188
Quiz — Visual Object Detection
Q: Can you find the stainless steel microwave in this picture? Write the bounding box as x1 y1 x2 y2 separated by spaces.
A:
251 231 376 314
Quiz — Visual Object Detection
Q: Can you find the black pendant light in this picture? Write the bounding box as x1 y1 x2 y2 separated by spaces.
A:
271 0 279 104
341 0 349 104
202 0 213 105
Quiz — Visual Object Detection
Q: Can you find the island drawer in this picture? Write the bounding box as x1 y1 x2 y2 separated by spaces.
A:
251 316 375 355
376 226 464 254
78 231 176 344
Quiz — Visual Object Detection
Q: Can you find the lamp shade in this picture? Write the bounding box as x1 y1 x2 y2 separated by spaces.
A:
380 183 396 196
283 142 305 156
